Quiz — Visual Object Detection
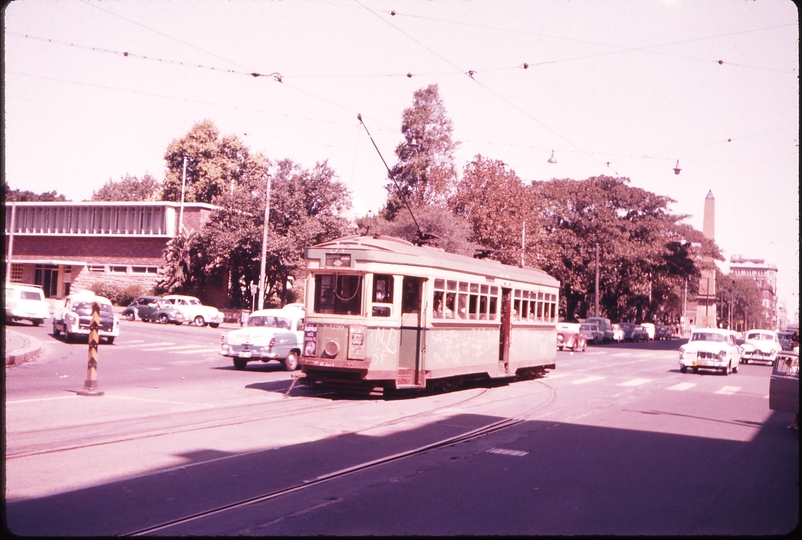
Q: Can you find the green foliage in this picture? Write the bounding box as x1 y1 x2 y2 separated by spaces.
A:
92 174 161 201
87 282 147 306
383 85 458 220
4 182 68 202
716 276 769 330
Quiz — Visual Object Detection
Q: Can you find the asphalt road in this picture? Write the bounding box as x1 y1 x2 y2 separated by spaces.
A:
4 321 799 536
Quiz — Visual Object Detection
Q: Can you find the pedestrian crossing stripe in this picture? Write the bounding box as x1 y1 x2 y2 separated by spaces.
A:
668 382 696 391
715 386 742 395
172 348 221 355
617 378 651 387
572 376 606 385
486 447 529 457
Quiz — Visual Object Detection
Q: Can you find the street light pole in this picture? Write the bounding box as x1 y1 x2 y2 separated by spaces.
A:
594 243 600 317
257 173 272 311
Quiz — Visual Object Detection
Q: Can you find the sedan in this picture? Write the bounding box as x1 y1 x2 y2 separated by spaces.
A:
556 322 588 352
220 306 305 371
53 291 120 344
679 328 740 375
122 296 185 325
740 329 781 364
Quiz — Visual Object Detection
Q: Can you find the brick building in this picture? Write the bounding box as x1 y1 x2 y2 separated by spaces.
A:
4 201 216 300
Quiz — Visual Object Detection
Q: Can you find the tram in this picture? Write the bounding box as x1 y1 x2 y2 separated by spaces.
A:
298 235 560 393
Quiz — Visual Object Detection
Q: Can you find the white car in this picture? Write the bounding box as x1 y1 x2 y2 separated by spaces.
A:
53 291 120 344
640 322 656 341
740 329 781 364
219 306 305 371
4 283 50 326
679 328 740 375
163 295 224 328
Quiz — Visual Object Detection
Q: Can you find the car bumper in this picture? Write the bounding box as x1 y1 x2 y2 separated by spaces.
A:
219 347 281 360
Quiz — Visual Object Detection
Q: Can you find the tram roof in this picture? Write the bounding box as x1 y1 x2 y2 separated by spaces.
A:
306 235 560 288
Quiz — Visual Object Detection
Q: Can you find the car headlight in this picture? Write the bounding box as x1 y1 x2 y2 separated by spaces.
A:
557 335 564 343
717 350 727 361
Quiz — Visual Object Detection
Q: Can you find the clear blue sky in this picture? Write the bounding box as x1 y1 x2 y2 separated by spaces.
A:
4 0 799 316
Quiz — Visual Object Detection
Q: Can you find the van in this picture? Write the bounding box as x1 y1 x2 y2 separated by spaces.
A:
585 316 613 343
4 283 51 326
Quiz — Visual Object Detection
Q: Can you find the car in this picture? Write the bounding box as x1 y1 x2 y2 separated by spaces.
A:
4 283 50 326
219 305 305 371
640 322 656 341
556 322 588 352
585 317 614 343
579 322 604 344
777 331 796 352
769 351 799 419
163 294 223 328
678 328 741 375
740 329 781 364
122 295 185 325
611 323 624 343
654 324 672 341
632 325 649 342
617 322 637 341
53 291 120 343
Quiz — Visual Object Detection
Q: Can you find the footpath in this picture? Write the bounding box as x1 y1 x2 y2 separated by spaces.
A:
4 328 42 366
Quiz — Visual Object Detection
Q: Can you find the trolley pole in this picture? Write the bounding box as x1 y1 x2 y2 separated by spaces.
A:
77 301 104 397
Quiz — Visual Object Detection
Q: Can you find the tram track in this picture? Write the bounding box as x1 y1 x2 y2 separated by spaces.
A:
123 378 557 536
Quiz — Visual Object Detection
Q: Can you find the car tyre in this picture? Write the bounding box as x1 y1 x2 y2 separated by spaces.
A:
722 363 729 376
158 314 169 324
284 351 300 371
209 323 220 328
32 319 42 327
692 367 698 373
194 315 207 327
125 312 136 321
53 321 61 337
680 366 687 373
233 358 248 370
105 336 115 344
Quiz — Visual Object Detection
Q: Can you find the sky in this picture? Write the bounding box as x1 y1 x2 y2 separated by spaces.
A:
3 0 799 317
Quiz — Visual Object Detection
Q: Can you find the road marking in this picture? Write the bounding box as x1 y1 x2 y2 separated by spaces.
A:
571 376 606 385
668 382 696 391
114 342 175 349
486 447 529 457
617 378 651 387
543 372 569 379
172 348 221 355
148 345 210 351
6 396 78 404
715 386 742 395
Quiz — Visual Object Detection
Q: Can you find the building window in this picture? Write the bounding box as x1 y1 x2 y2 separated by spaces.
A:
88 265 106 273
131 266 158 274
10 264 23 283
110 266 128 273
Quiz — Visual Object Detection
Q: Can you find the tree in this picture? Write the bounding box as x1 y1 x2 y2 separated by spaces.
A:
716 276 768 331
160 119 269 204
4 183 68 202
382 85 459 220
92 173 161 201
449 155 538 266
532 176 721 322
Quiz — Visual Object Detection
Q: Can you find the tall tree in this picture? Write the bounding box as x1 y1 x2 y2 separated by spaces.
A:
160 120 268 204
92 173 161 201
383 84 458 220
4 183 68 202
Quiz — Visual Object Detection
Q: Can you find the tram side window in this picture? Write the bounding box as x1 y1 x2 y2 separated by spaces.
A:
433 279 497 321
314 274 362 315
371 274 393 317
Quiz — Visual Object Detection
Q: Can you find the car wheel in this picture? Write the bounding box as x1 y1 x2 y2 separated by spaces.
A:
209 323 220 328
680 366 687 373
158 314 169 324
233 358 248 370
64 329 71 343
692 367 698 373
53 321 61 337
732 362 738 374
722 363 729 376
284 351 300 371
194 315 207 327
105 336 115 344
32 319 42 327
125 312 136 321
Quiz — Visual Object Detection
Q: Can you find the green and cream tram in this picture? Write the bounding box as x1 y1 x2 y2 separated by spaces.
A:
299 235 560 393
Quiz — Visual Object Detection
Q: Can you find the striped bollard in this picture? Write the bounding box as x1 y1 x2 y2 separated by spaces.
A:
77 301 104 397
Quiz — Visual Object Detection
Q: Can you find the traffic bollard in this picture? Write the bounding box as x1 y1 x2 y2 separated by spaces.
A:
77 301 104 397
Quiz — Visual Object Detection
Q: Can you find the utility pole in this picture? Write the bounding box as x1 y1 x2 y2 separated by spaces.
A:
594 243 600 317
257 174 272 310
520 221 526 268
179 156 187 235
5 202 16 284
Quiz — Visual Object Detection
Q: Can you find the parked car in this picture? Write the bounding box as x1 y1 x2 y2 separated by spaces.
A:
163 295 223 328
777 331 796 352
579 322 604 344
611 323 624 343
740 329 781 364
219 306 305 371
769 351 799 418
654 324 672 341
4 283 50 326
53 291 120 343
122 296 185 325
640 322 656 341
679 328 740 375
585 317 614 343
632 325 649 342
556 322 588 352
617 322 636 341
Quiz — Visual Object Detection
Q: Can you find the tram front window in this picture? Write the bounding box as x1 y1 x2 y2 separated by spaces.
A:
314 274 362 315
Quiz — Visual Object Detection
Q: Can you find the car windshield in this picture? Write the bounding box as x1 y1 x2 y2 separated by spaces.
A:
747 333 772 341
691 332 726 342
247 316 291 329
73 301 113 314
186 298 200 305
20 291 44 300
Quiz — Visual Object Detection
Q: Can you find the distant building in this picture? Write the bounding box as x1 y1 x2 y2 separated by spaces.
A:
729 255 779 329
4 201 216 300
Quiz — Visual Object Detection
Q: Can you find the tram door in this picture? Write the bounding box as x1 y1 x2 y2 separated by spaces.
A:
398 276 425 388
498 288 512 374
